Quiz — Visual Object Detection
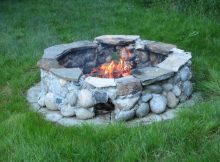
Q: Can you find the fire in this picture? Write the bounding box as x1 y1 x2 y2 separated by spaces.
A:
90 48 133 78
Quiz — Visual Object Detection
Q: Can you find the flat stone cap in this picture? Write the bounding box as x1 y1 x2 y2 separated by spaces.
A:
95 35 140 45
133 67 174 85
43 40 97 59
146 42 176 55
50 68 82 81
85 76 116 88
157 51 192 72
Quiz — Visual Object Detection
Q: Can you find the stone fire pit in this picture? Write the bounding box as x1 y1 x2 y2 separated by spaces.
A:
27 35 193 126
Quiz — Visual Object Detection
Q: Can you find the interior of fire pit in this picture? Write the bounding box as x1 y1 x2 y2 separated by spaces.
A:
57 41 167 78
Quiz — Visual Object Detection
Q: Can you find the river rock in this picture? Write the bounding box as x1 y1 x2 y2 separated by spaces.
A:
78 89 94 108
172 85 181 97
75 108 95 120
113 96 139 111
145 85 162 94
67 92 77 106
179 66 192 81
60 105 76 117
141 93 152 102
94 91 108 103
45 93 59 110
182 81 193 96
38 95 45 107
167 92 178 108
150 94 167 114
162 83 173 92
115 109 135 121
136 103 150 118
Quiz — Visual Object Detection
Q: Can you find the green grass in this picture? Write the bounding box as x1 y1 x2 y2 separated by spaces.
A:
1 0 220 161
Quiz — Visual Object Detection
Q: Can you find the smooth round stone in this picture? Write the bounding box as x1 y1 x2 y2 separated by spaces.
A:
67 92 77 106
162 83 173 92
146 85 162 94
45 93 59 110
78 89 94 108
75 108 95 120
172 85 181 97
179 66 192 81
113 96 139 111
38 95 45 107
141 93 152 102
182 81 193 97
115 109 135 121
150 94 167 114
59 79 68 87
60 105 75 117
167 92 178 108
136 103 150 118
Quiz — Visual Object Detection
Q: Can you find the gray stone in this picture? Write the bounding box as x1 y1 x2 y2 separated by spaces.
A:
43 40 97 59
37 58 62 71
116 76 142 96
167 92 178 108
179 66 192 81
172 85 181 97
136 103 150 118
160 109 177 120
146 42 176 55
45 111 63 122
60 105 76 117
135 40 152 50
75 108 95 120
133 67 174 85
95 35 140 45
85 77 116 88
141 93 152 102
27 84 41 103
59 79 68 87
157 53 192 72
182 81 193 97
115 109 135 121
50 68 82 81
145 85 163 94
162 83 173 92
150 94 167 114
113 96 139 111
106 88 117 100
78 89 95 108
67 92 77 106
94 91 108 103
45 93 59 110
179 94 187 103
38 95 45 107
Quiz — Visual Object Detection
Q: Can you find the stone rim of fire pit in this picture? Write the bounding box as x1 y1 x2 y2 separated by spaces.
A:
28 35 194 126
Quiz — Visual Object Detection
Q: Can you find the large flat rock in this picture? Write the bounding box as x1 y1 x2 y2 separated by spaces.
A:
85 76 116 88
115 76 142 96
50 68 82 81
157 53 192 72
133 67 174 85
95 35 140 45
43 40 97 59
146 42 176 55
37 58 62 70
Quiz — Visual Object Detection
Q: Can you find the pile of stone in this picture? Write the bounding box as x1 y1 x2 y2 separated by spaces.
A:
29 35 193 125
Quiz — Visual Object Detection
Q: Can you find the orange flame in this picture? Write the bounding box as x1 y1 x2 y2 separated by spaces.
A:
90 48 132 78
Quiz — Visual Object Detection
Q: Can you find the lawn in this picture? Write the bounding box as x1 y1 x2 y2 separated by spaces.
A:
0 0 220 161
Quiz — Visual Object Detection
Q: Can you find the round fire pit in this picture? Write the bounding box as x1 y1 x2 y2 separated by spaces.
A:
27 35 193 126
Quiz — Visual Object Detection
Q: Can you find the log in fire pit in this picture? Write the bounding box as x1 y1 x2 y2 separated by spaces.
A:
28 35 193 125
